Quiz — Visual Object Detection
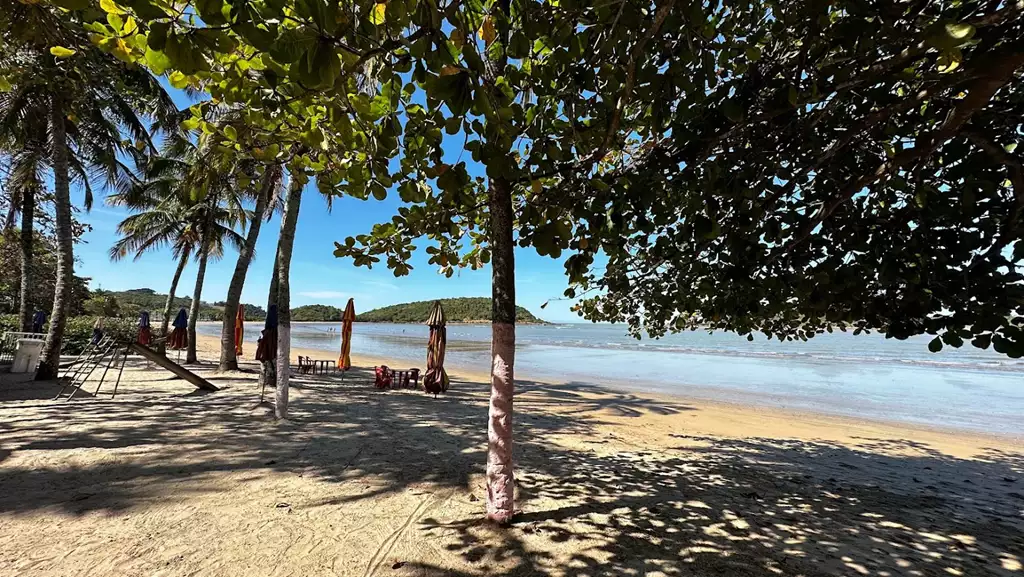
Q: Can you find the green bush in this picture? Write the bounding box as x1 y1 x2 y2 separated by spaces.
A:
0 314 18 334
0 315 139 355
62 317 138 355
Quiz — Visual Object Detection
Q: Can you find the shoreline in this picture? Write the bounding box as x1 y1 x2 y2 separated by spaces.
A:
195 333 1022 452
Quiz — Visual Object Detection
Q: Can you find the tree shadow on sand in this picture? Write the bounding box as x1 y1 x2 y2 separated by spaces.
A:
0 360 1021 576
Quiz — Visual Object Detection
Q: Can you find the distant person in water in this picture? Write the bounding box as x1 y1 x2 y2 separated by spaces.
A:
91 317 105 345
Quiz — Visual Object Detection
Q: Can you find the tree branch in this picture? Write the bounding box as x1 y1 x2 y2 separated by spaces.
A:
773 47 1024 262
591 0 676 165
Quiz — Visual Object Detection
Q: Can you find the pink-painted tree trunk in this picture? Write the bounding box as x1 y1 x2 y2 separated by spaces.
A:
486 178 516 523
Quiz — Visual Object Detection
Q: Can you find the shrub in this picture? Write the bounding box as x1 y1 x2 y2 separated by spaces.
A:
0 315 139 355
62 317 138 355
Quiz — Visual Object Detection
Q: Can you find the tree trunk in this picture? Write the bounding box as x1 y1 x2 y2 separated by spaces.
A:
486 177 516 523
159 249 190 354
185 246 209 364
274 177 303 419
35 99 73 381
258 251 281 393
219 166 278 371
18 185 35 333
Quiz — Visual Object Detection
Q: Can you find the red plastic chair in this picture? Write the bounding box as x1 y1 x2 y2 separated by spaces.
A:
374 365 392 389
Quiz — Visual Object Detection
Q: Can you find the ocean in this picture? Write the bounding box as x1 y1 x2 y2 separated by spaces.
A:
198 321 1024 437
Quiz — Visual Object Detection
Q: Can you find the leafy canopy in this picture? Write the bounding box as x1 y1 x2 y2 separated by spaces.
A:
554 2 1024 359
80 0 1024 358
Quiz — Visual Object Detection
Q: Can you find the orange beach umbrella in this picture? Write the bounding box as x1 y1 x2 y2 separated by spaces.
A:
338 298 355 371
235 305 245 356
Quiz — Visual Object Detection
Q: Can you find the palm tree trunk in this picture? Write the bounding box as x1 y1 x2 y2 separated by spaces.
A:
219 166 278 371
35 99 73 381
185 247 209 364
486 177 516 523
159 248 190 354
258 251 281 393
18 185 35 333
274 177 303 419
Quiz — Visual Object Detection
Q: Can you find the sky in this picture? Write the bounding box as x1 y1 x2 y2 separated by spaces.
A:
73 81 588 323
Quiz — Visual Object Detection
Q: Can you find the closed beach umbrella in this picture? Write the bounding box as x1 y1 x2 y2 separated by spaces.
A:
137 311 152 345
423 300 449 395
235 305 245 356
255 304 278 362
168 308 189 350
338 298 355 371
31 310 45 333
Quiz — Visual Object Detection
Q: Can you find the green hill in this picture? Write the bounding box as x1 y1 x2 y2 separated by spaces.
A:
357 297 545 324
94 288 267 321
292 304 345 321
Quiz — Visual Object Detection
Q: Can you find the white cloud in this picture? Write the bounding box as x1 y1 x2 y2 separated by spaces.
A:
299 291 348 300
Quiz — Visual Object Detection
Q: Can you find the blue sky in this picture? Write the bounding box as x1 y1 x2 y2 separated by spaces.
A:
74 82 587 323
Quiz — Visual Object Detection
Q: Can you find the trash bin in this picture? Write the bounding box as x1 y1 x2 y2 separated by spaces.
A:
12 339 44 373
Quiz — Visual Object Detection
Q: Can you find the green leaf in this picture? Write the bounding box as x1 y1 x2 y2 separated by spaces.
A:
928 336 943 353
925 21 976 49
195 0 227 25
971 334 991 349
508 32 530 59
937 49 962 74
270 27 317 64
122 0 168 19
99 0 126 15
370 3 387 25
942 331 963 348
147 21 168 50
0 77 11 92
223 125 238 140
444 116 461 135
49 46 77 58
107 12 123 31
168 70 189 89
144 47 171 75
722 99 744 123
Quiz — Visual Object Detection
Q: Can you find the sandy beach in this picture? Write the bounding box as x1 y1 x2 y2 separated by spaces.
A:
0 333 1021 576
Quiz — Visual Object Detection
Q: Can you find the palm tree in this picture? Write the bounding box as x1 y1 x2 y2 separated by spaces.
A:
0 1 176 379
1 146 45 332
109 190 199 343
273 173 305 419
109 141 247 360
218 162 282 371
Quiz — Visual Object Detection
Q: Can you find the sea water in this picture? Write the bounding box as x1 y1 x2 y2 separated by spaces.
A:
199 322 1024 437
